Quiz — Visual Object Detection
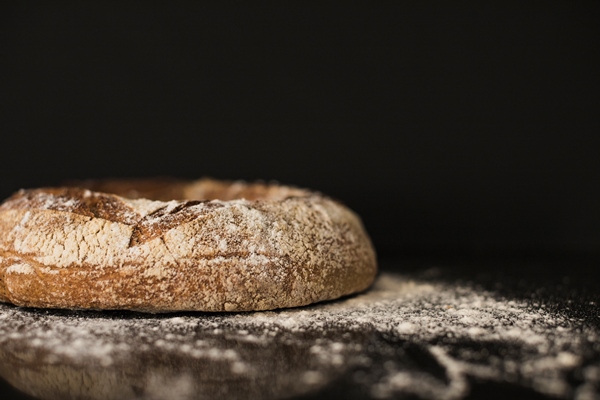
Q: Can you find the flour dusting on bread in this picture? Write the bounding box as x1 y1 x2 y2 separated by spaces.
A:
0 179 377 312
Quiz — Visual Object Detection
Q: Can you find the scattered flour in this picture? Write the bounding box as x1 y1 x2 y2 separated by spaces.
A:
0 272 598 400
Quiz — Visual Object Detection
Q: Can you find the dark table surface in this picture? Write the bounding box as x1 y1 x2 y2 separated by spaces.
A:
1 255 599 400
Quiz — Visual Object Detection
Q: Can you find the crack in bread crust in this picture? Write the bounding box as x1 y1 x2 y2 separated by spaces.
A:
0 178 377 312
128 201 224 247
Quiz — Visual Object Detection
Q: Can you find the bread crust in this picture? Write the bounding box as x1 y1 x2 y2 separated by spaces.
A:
0 179 377 312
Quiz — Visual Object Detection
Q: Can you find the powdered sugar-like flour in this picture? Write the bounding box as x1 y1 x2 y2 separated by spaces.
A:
0 272 598 400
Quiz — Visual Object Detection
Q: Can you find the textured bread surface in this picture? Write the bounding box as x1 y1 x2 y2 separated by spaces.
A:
0 178 377 312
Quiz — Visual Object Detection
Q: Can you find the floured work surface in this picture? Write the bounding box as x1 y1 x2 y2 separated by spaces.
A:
0 258 599 400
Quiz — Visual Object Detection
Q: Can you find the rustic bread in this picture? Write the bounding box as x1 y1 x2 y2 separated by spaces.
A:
0 178 377 312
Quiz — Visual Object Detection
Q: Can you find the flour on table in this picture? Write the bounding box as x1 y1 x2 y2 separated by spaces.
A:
0 272 598 400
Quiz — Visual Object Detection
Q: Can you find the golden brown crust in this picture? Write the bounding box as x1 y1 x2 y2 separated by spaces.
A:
0 178 377 312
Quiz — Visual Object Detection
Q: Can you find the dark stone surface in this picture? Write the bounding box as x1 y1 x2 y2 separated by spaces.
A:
0 255 598 400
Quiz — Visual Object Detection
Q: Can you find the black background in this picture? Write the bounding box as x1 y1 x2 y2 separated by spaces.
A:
1 1 599 259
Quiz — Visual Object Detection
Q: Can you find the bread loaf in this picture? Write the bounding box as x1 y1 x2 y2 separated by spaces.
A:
0 178 377 312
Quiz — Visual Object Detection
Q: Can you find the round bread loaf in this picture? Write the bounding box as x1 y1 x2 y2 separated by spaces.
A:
0 178 377 312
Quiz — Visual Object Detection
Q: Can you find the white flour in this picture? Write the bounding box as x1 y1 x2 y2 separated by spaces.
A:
0 272 598 400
